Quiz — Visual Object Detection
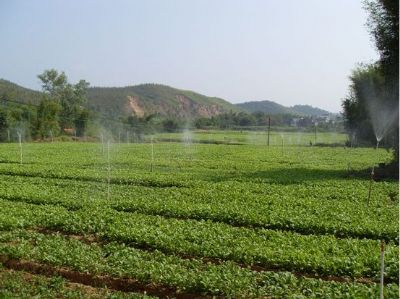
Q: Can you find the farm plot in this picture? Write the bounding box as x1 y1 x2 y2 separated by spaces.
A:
0 141 398 298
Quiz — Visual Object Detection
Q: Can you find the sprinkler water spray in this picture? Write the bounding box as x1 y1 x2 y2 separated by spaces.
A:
376 136 382 149
365 92 398 150
100 133 104 153
183 129 193 161
107 140 111 200
150 136 154 172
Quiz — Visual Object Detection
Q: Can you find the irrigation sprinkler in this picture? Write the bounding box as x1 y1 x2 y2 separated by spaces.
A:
380 240 385 299
49 130 53 143
376 137 381 149
7 129 10 142
17 131 23 165
367 99 398 152
350 132 355 148
314 122 318 145
150 136 154 172
347 162 351 173
367 166 374 206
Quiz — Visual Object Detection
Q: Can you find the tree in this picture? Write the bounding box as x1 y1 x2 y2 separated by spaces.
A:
74 109 90 137
35 98 61 139
365 0 399 83
38 69 68 97
37 69 90 136
0 109 8 141
162 119 179 132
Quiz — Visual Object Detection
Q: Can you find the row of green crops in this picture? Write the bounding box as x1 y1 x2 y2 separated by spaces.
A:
0 230 398 298
0 142 391 174
0 173 397 241
0 200 398 281
153 130 348 146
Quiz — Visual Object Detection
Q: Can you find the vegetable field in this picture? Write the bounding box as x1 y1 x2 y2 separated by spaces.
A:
0 137 398 298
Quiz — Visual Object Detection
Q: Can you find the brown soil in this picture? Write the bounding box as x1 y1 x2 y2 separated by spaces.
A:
127 96 145 117
0 256 211 299
1 268 113 298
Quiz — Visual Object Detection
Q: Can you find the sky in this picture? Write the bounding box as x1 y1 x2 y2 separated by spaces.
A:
0 0 378 112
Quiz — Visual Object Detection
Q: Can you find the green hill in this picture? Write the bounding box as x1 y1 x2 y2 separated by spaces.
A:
290 104 329 116
86 83 239 118
0 79 42 104
236 100 330 116
236 100 295 115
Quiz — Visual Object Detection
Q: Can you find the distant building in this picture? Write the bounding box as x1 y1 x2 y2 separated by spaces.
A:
63 128 75 135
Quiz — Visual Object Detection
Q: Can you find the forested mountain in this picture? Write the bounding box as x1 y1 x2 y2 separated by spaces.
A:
236 100 330 116
86 84 240 118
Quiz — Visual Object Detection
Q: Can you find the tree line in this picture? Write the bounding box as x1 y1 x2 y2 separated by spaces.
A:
0 70 91 141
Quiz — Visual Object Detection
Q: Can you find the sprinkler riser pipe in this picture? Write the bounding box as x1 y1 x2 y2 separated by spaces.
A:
380 240 385 299
107 140 111 200
367 167 374 206
17 132 22 165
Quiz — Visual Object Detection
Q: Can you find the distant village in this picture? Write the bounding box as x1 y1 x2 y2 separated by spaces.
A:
290 113 342 127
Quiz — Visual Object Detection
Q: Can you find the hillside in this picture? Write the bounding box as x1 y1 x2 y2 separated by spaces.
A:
290 105 330 116
0 79 42 104
236 100 330 116
87 84 240 118
236 100 294 115
0 79 331 119
0 80 240 118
